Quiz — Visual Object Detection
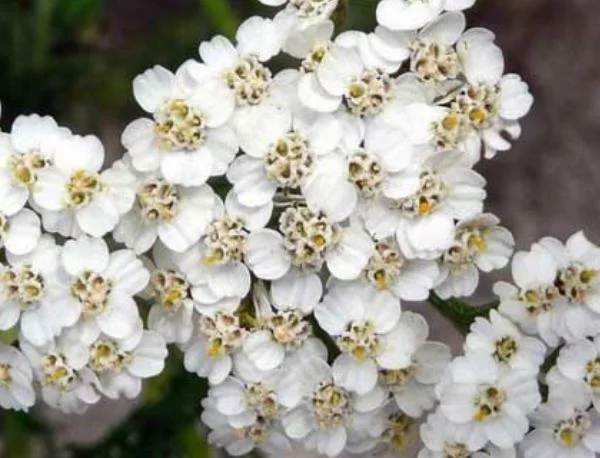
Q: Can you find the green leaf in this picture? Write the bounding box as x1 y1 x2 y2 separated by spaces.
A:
178 425 211 458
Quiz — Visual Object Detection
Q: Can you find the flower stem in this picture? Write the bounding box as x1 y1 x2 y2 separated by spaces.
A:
428 292 499 335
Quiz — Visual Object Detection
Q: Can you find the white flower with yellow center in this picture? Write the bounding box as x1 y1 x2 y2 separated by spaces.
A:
241 282 313 371
419 411 517 458
551 336 600 414
122 62 238 186
465 310 546 374
202 396 292 456
183 311 247 385
279 355 381 457
302 118 419 222
435 214 514 299
0 114 69 215
438 350 541 449
263 0 338 21
0 235 76 346
0 208 41 256
376 0 475 31
359 152 486 260
113 159 219 254
0 344 35 411
521 399 600 458
33 133 136 237
378 317 451 417
245 206 373 294
531 231 600 340
87 331 167 400
144 244 195 344
363 235 439 301
21 336 100 414
314 283 424 395
54 236 148 345
227 107 342 214
496 247 576 347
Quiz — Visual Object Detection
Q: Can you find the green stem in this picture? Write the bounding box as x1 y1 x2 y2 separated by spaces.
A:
198 0 238 38
428 292 498 335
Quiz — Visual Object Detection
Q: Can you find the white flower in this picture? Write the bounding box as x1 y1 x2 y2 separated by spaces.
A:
0 208 41 256
465 310 546 373
521 399 600 458
435 213 514 299
359 152 486 260
241 282 314 371
202 396 292 456
496 247 566 346
378 323 451 417
123 63 238 186
33 134 136 237
183 310 246 385
266 0 339 23
438 350 541 449
376 0 475 32
419 411 517 458
227 107 343 215
0 235 75 346
314 282 416 395
246 206 373 287
21 336 100 414
279 355 380 457
54 236 148 344
551 336 600 414
302 118 419 222
144 244 195 344
0 344 35 411
0 114 69 215
114 159 219 254
87 330 167 400
362 234 439 301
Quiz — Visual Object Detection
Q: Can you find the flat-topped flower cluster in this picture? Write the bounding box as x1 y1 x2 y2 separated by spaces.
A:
0 0 596 457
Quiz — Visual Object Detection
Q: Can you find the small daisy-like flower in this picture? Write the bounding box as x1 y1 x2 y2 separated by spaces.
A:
279 355 377 457
552 336 600 414
302 118 419 222
0 114 69 215
54 236 148 345
496 247 573 346
0 344 35 411
183 310 247 385
245 206 373 292
465 310 546 374
378 322 451 417
33 134 136 237
376 0 475 32
419 411 517 458
521 399 600 458
227 108 342 215
359 152 486 260
114 159 219 254
123 63 238 186
264 0 339 21
438 350 541 449
362 235 439 301
241 282 313 371
0 208 41 256
0 235 76 346
314 282 417 395
435 214 514 299
87 330 167 400
21 336 100 414
144 244 195 344
202 396 292 456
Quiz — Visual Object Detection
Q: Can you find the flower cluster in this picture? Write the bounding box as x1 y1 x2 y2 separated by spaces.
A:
0 0 593 457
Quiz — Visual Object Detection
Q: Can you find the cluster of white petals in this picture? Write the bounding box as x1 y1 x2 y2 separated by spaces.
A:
0 1 595 458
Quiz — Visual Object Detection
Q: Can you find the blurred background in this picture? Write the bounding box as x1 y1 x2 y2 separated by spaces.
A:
0 0 598 456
